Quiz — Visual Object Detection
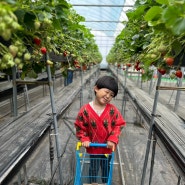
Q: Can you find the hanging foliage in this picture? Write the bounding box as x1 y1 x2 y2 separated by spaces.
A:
107 0 185 81
0 0 102 79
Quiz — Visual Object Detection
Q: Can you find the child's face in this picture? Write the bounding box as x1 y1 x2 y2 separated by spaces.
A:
94 86 114 105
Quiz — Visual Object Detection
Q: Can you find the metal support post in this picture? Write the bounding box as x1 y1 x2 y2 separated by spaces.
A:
137 71 140 88
117 66 118 79
23 164 28 185
140 72 162 185
45 54 63 185
177 176 181 185
80 67 83 108
17 171 21 185
23 84 30 111
149 71 155 95
52 75 56 93
117 145 126 185
121 66 128 116
174 67 184 112
149 131 157 185
49 127 55 185
12 66 18 116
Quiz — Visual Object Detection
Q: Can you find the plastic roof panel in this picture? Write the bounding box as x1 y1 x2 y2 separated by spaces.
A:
68 0 135 65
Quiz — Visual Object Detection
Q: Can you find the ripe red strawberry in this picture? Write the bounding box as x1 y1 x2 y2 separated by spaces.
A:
136 66 141 71
33 37 41 46
158 68 166 75
40 47 47 54
63 51 67 57
126 63 131 67
175 70 182 78
165 57 174 66
74 60 79 65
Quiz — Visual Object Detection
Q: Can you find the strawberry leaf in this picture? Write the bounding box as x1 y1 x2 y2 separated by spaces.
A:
162 6 185 35
144 6 162 22
156 0 169 5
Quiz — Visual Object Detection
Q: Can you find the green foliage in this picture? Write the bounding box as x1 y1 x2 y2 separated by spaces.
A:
107 0 185 81
162 5 185 35
0 0 102 78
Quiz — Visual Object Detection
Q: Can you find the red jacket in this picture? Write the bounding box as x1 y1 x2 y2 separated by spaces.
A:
74 103 126 154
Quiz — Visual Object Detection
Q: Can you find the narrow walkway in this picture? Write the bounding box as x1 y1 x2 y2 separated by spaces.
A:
110 66 185 180
0 67 99 184
0 66 184 185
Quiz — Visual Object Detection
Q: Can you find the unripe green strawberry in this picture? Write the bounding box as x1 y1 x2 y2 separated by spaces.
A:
14 40 22 46
10 12 18 21
24 53 31 60
3 15 12 25
170 73 176 79
3 53 13 63
17 63 23 69
14 58 21 65
1 29 11 41
27 70 37 78
0 22 6 32
9 45 18 57
46 36 51 42
34 20 41 30
43 18 52 26
7 60 15 67
0 9 7 16
12 22 21 30
0 63 7 69
17 52 23 57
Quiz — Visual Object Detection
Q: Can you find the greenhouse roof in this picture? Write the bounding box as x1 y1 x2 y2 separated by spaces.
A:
67 0 135 66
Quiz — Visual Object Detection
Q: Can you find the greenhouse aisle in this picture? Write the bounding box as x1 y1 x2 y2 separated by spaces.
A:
6 69 182 185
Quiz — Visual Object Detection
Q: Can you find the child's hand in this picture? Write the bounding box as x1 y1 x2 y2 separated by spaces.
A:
107 141 116 151
82 141 90 147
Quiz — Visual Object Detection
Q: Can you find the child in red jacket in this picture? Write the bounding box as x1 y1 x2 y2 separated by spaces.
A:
74 75 126 184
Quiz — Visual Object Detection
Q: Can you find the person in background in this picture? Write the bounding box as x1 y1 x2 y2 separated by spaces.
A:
74 75 126 184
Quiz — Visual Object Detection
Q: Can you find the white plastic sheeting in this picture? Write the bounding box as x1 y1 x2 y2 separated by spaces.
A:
68 0 135 68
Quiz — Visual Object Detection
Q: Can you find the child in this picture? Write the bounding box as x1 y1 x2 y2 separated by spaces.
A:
74 75 126 184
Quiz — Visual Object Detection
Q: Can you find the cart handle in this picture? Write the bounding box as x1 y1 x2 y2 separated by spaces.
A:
76 142 107 150
89 143 107 147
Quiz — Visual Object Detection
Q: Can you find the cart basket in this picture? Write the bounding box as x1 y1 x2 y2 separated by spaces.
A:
74 142 114 185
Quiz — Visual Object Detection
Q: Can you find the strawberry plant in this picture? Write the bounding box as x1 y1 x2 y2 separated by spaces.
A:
107 0 185 81
0 0 102 79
